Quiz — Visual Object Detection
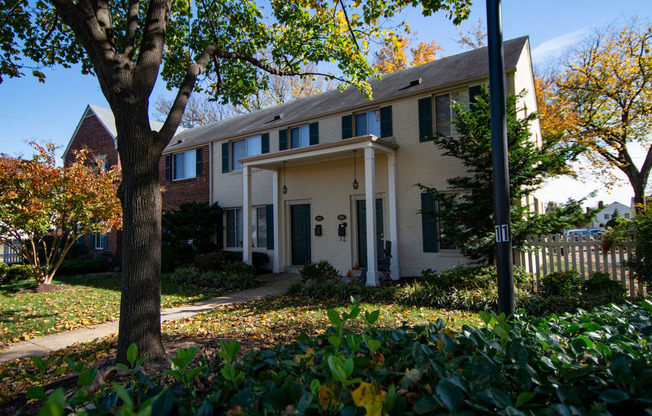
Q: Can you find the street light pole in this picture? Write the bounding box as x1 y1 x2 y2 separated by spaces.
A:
486 0 515 315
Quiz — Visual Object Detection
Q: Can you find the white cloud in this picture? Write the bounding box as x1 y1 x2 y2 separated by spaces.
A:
531 29 589 63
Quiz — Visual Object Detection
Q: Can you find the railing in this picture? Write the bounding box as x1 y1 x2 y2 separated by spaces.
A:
514 234 637 296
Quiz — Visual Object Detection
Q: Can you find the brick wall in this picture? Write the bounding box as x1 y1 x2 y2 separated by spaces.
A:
64 115 119 168
160 144 211 211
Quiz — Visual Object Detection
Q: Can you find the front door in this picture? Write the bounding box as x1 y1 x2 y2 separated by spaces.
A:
291 204 311 265
357 199 384 268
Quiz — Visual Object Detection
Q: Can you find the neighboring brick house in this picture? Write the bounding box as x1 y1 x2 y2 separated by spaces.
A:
163 36 542 285
63 105 192 261
159 141 211 211
63 105 124 260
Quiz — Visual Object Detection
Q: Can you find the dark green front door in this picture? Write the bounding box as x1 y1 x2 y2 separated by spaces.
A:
291 204 311 265
357 199 384 268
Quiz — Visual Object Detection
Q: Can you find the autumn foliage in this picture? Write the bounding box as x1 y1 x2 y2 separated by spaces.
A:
373 35 443 74
0 143 121 285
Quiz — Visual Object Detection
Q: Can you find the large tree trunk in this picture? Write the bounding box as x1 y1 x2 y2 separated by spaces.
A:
114 104 167 364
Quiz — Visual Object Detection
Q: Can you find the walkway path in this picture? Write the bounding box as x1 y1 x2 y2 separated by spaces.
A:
0 273 299 363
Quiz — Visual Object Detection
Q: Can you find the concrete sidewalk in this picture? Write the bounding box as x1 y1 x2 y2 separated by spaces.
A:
0 273 299 363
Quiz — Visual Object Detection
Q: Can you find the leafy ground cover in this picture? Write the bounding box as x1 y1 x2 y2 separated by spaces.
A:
0 273 224 347
0 295 480 408
21 300 652 415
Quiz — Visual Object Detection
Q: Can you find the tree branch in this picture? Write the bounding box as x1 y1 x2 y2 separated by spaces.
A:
134 0 170 97
124 0 141 58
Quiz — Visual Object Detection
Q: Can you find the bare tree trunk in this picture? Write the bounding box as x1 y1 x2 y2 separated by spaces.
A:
115 104 167 364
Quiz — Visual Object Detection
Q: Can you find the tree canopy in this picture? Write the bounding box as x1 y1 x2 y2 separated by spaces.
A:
372 34 443 74
0 0 472 363
546 19 652 209
0 144 121 285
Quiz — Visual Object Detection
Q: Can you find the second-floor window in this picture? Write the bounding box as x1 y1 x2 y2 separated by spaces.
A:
418 85 483 141
221 133 270 173
279 122 319 151
164 148 203 181
342 106 392 140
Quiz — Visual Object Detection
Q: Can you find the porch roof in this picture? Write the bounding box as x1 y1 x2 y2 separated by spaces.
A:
240 135 399 170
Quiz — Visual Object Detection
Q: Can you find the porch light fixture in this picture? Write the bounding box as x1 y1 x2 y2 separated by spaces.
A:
352 150 359 190
282 162 288 194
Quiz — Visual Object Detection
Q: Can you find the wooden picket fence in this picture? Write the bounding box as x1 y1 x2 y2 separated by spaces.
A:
1 240 21 264
514 234 638 296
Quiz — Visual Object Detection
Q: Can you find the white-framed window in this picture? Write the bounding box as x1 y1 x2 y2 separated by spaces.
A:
226 208 243 248
290 125 310 149
625 213 630 219
232 135 263 171
419 85 483 141
94 232 105 250
355 109 381 137
173 149 199 180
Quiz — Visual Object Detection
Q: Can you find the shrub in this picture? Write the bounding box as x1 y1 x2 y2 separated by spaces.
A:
583 272 627 303
540 270 581 297
300 260 340 284
161 243 193 273
193 252 225 272
0 263 32 284
169 262 257 291
221 251 270 273
422 265 534 292
41 301 652 415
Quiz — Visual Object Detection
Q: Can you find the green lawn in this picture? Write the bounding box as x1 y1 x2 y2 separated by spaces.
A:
0 273 223 347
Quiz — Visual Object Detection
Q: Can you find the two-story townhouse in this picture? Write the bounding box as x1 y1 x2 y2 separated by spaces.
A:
162 36 541 286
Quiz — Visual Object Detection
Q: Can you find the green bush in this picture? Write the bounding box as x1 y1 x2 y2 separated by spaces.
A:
583 272 627 303
41 301 652 415
169 262 257 291
300 260 340 284
193 252 225 272
0 263 32 284
161 243 193 273
540 270 581 297
422 265 534 292
221 251 270 272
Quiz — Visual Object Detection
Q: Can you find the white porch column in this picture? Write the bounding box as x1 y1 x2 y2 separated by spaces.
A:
242 165 252 264
387 153 400 280
364 146 380 286
272 169 280 273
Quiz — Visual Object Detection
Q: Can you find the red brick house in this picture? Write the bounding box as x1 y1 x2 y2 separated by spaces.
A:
63 104 202 262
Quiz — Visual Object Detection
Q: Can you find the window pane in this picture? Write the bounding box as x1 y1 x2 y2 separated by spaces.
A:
355 113 367 136
435 94 451 136
291 127 300 148
257 207 267 248
174 153 185 179
247 135 262 156
185 149 196 179
232 140 246 170
368 110 381 137
227 210 236 247
300 125 310 147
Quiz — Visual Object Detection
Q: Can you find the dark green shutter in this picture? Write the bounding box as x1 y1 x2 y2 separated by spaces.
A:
221 142 229 173
164 155 172 181
261 132 270 154
196 148 203 177
89 233 95 249
380 106 393 138
418 97 433 142
102 234 109 250
266 204 274 250
279 129 288 151
469 84 483 109
341 115 353 139
309 122 319 145
421 192 438 252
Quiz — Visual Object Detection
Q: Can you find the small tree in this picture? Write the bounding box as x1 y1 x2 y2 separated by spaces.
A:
0 144 122 285
418 89 590 264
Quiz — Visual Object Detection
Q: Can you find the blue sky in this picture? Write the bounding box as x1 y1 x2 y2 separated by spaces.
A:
0 0 650 207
